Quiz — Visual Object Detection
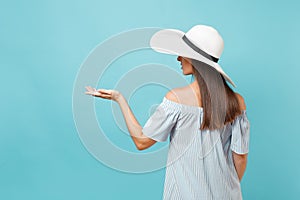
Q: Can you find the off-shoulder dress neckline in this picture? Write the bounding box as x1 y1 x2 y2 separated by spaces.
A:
163 97 203 110
163 97 246 115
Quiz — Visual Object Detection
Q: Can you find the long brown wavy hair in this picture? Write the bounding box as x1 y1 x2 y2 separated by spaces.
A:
190 58 243 131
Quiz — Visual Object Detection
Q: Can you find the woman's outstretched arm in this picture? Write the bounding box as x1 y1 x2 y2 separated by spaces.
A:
116 93 157 150
85 86 156 150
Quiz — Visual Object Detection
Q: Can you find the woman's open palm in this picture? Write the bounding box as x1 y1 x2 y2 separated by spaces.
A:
85 86 121 102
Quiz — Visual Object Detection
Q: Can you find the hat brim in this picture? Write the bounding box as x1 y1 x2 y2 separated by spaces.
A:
150 29 237 88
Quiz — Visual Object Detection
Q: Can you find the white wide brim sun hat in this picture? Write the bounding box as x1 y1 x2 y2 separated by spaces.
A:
149 25 237 88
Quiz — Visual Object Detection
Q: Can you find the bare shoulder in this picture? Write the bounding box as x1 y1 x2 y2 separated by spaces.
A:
165 85 200 106
165 88 181 103
235 92 247 111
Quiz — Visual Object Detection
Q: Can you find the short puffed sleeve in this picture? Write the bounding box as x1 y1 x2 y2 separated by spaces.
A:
230 110 251 154
142 97 181 142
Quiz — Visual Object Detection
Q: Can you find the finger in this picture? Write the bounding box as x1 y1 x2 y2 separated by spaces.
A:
87 86 96 91
85 86 90 91
97 89 105 93
90 86 96 92
85 86 93 92
95 93 111 99
98 89 111 94
85 91 95 95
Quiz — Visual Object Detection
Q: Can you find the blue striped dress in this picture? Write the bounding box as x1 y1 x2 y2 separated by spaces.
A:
142 97 250 200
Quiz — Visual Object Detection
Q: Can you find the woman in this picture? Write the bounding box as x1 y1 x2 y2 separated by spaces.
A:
85 25 250 199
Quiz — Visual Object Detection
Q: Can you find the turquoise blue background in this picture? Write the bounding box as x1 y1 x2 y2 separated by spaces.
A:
1 0 300 199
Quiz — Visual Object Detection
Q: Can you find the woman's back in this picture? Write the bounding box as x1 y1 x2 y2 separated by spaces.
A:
141 85 250 199
166 82 245 111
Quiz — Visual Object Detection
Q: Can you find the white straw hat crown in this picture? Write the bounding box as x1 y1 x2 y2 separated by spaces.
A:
150 24 236 87
185 25 224 59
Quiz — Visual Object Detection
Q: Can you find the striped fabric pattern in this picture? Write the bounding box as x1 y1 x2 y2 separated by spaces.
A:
142 97 250 200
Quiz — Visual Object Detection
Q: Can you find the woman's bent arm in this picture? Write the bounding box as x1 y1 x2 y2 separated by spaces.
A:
232 152 248 181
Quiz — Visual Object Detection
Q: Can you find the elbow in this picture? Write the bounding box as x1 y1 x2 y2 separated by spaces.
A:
136 138 155 151
136 142 146 151
135 138 146 151
134 133 157 151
